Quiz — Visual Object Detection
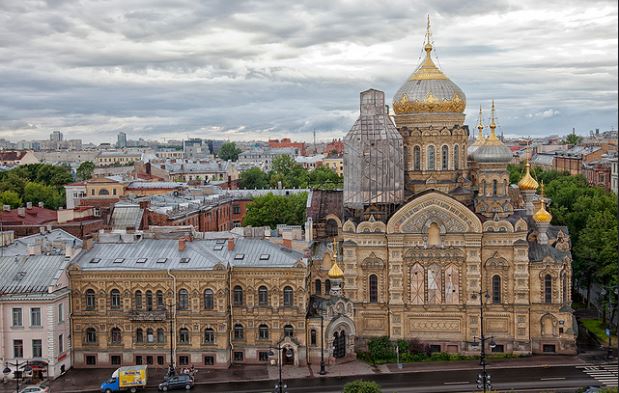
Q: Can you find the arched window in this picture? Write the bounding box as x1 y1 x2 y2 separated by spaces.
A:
204 289 214 310
441 145 449 170
110 328 122 344
369 275 378 303
98 189 109 196
135 290 142 310
233 324 244 340
85 327 97 344
427 146 435 170
258 286 269 306
179 328 189 344
136 328 144 343
178 289 189 310
325 279 331 293
492 275 501 304
204 328 215 344
544 275 552 304
145 290 153 311
156 291 164 310
414 146 421 171
310 329 317 346
284 324 294 337
482 180 487 196
233 286 244 306
428 222 441 246
561 272 568 305
110 289 121 309
146 328 154 343
258 324 269 340
454 145 460 170
157 328 165 343
326 219 339 237
315 279 322 295
283 286 294 307
85 289 96 310
493 180 498 195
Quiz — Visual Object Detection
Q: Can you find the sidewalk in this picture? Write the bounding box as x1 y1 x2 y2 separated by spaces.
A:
0 354 600 393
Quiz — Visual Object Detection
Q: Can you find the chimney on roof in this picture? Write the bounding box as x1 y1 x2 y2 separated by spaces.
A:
282 229 293 249
3 205 10 212
38 202 44 208
26 202 32 209
227 237 235 251
178 237 186 252
84 237 94 251
17 207 25 217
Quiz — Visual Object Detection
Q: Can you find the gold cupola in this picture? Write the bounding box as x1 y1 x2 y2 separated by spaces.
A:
328 239 344 279
533 182 552 223
518 161 539 191
392 16 466 115
471 100 513 163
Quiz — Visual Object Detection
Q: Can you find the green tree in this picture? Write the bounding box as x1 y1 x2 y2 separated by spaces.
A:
218 142 242 161
0 190 22 208
343 380 382 393
242 192 307 229
239 167 270 189
23 182 64 210
563 132 583 145
269 155 309 189
76 161 95 181
308 166 342 190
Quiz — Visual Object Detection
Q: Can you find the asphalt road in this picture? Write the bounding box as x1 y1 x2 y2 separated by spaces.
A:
141 364 609 393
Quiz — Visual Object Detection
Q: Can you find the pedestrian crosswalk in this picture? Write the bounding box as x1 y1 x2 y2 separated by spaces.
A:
579 363 618 387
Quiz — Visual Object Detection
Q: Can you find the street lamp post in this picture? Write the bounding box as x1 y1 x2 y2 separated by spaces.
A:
268 342 293 393
3 360 33 393
312 302 327 375
472 289 495 393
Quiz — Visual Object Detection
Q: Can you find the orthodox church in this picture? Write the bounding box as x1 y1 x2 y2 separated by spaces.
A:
306 20 576 362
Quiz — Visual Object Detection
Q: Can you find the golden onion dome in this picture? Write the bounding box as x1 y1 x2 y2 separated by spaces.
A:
392 19 466 115
328 261 344 279
518 161 539 191
533 182 552 223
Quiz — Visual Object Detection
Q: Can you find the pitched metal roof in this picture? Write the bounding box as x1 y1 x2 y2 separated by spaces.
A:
110 203 144 230
0 255 68 295
74 238 305 271
0 229 82 256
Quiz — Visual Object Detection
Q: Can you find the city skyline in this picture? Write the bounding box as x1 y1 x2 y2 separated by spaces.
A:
0 0 617 143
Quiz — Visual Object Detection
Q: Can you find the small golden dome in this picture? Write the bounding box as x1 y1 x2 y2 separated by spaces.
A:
533 182 552 223
518 161 539 191
328 261 344 279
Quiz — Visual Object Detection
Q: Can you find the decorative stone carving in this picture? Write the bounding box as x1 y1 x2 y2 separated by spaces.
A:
403 247 465 261
410 263 425 305
361 252 385 269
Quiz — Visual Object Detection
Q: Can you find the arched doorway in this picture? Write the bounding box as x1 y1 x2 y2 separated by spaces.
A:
333 331 346 358
282 347 294 365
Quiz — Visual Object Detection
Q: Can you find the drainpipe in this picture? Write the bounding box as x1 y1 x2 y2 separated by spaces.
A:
166 267 177 366
228 265 234 366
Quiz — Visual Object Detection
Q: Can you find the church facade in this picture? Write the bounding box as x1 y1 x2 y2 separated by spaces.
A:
307 21 576 361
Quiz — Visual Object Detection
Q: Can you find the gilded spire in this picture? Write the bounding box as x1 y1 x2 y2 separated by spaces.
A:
476 104 484 142
485 99 502 145
328 239 344 279
533 181 552 223
518 161 539 191
409 15 447 81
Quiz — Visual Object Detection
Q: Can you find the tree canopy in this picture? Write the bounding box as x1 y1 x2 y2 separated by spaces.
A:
76 161 95 181
242 192 307 229
218 142 242 161
239 167 270 189
0 163 72 209
563 132 583 145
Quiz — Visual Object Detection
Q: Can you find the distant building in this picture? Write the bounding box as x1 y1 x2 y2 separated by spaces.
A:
611 157 618 194
64 181 87 209
117 132 127 148
50 130 63 142
183 138 210 160
268 138 306 156
161 159 237 184
582 155 615 191
0 150 39 167
95 151 142 167
295 154 324 170
323 138 344 155
553 146 604 175
238 147 297 172
322 157 344 176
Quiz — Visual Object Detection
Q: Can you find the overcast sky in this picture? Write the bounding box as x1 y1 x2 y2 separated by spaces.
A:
0 0 617 144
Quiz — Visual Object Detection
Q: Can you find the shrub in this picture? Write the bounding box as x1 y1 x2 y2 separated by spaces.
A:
343 380 382 393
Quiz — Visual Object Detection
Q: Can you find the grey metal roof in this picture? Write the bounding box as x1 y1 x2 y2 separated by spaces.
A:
0 229 82 257
0 255 68 294
74 238 305 271
111 203 144 230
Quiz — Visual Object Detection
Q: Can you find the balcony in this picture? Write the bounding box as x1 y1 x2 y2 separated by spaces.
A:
128 309 168 321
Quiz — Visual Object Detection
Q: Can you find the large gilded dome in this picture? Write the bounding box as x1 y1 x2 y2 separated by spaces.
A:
393 41 466 115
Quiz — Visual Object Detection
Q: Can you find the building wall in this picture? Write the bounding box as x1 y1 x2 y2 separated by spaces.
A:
322 158 344 176
68 263 307 369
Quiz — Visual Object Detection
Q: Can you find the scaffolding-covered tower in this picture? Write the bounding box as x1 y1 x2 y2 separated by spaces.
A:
343 89 404 220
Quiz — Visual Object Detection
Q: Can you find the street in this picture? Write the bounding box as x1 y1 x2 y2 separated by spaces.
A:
137 363 616 393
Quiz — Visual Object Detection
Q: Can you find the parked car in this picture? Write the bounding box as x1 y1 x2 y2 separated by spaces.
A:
158 374 194 391
18 385 49 393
